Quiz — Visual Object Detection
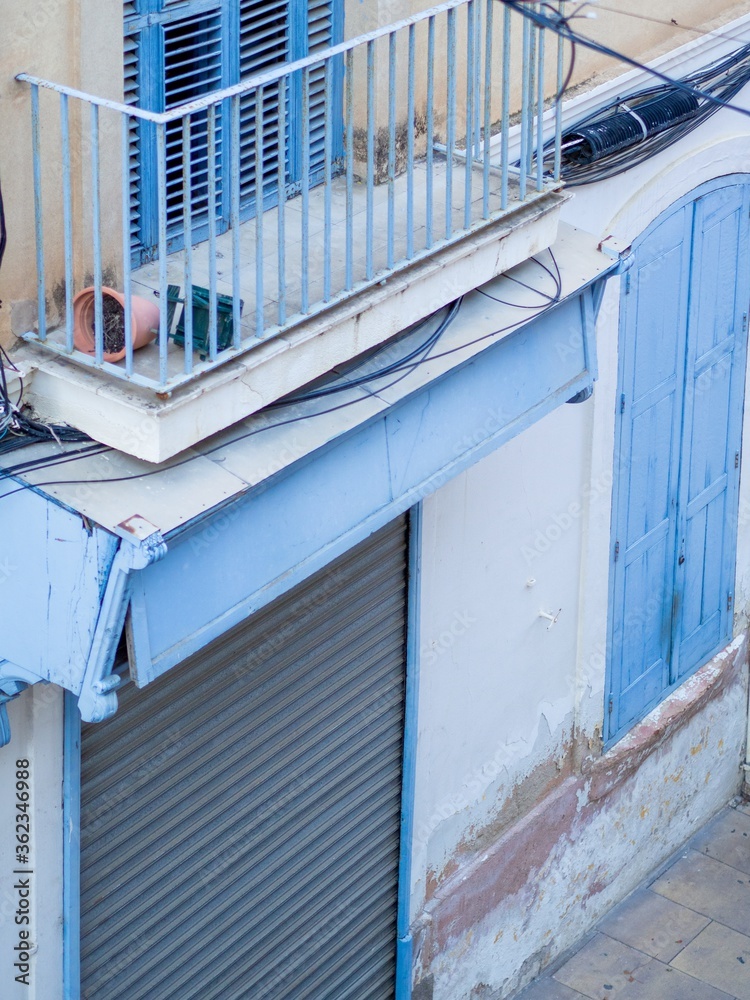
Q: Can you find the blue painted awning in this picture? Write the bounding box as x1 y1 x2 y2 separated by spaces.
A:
0 224 619 735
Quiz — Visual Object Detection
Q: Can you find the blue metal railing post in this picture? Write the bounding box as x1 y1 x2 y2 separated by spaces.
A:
61 93 74 353
30 84 47 343
501 4 511 209
90 104 104 366
345 49 354 290
366 39 375 281
446 7 457 240
388 31 397 271
426 17 435 250
555 1 565 181
121 114 133 374
406 24 415 260
207 105 218 360
482 0 493 220
182 115 194 370
324 59 334 302
231 95 241 351
156 120 169 386
254 85 265 333
277 76 287 327
519 11 531 201
536 8 546 192
464 0 475 231
301 66 311 314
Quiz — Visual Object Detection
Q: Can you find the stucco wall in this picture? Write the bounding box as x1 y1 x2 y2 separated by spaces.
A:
0 0 124 348
0 0 742 347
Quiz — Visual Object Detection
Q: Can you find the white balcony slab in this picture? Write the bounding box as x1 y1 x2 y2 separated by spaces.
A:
18 172 567 462
3 222 617 544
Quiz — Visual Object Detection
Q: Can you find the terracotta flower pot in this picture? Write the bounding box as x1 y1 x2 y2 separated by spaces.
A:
73 286 159 363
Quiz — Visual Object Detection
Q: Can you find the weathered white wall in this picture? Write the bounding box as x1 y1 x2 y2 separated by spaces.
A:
411 25 750 1000
414 400 592 907
0 686 64 1000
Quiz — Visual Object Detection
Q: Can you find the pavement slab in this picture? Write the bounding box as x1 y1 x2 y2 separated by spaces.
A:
514 804 750 1000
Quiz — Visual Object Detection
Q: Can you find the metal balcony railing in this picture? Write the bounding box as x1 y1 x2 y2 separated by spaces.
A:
17 0 564 393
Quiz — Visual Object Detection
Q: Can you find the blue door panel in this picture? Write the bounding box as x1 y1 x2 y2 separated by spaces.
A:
675 183 750 680
625 395 677 547
619 543 670 716
608 177 750 744
608 207 691 738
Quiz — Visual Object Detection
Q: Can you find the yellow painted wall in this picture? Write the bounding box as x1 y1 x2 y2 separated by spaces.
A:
0 0 745 348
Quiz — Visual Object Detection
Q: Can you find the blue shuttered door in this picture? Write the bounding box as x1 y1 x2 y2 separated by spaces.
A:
238 0 291 211
608 181 750 744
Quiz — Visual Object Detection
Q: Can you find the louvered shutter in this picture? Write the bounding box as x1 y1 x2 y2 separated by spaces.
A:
306 0 340 181
125 1 343 255
123 25 142 256
162 11 225 240
237 0 341 212
79 516 407 1000
238 0 290 209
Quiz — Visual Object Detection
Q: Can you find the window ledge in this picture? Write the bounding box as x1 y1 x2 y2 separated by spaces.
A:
585 633 749 804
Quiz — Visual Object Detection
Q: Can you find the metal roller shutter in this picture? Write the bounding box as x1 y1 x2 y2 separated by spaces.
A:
79 515 409 1000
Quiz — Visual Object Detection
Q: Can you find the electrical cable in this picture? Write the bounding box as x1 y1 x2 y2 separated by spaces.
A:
475 252 562 308
580 4 750 47
275 298 463 406
503 1 750 119
0 250 566 501
504 0 750 184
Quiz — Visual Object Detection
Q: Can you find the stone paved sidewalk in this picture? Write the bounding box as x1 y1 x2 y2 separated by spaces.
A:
517 801 750 1000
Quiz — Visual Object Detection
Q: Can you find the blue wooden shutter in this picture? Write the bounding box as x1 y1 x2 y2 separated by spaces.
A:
162 10 225 242
238 0 342 211
673 184 750 677
123 23 142 255
126 1 343 253
608 206 693 740
125 0 226 258
609 180 750 744
238 0 291 209
305 0 343 181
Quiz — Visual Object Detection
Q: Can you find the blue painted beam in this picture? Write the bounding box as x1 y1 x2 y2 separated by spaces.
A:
128 285 603 685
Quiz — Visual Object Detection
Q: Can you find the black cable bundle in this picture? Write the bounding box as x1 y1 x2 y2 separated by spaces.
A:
550 41 750 184
499 1 750 185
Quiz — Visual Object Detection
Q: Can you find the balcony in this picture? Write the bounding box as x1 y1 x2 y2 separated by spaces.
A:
14 0 567 461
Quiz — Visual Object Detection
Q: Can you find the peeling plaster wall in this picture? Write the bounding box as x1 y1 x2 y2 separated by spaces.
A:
415 401 592 910
414 641 747 1000
411 41 750 1000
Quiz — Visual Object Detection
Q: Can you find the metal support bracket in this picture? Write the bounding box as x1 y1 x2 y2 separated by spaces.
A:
77 519 167 724
0 518 166 743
